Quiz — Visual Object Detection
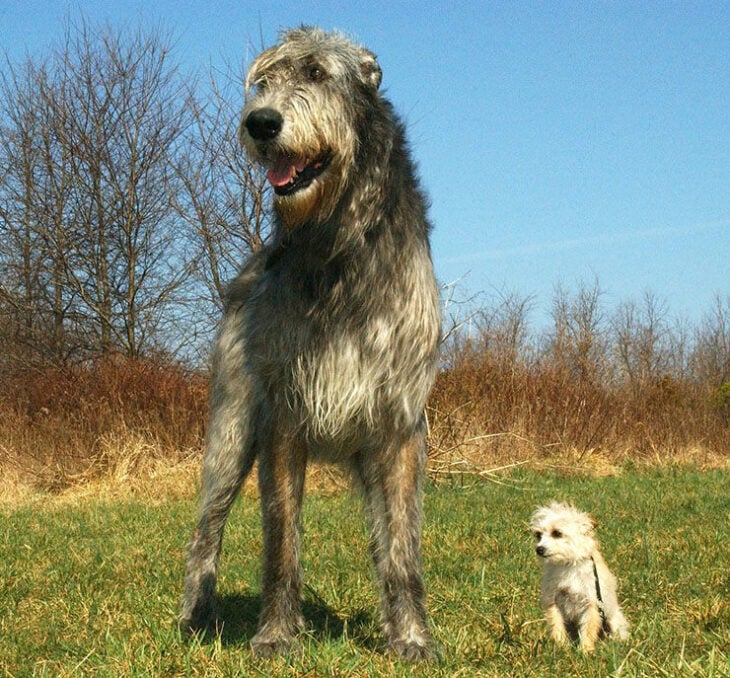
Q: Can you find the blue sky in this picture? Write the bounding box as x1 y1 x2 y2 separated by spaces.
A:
3 1 729 327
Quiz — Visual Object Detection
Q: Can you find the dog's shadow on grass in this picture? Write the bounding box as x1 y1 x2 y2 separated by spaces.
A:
212 592 379 651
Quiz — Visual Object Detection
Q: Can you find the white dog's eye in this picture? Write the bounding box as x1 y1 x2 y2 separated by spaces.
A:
533 531 542 540
551 529 562 538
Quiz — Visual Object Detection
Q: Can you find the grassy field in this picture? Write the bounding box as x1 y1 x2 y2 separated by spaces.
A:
1 467 728 677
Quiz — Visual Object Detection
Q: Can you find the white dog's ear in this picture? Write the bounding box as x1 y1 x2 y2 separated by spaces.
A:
576 512 597 535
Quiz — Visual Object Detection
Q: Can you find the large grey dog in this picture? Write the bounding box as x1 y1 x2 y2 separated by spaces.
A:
180 26 440 661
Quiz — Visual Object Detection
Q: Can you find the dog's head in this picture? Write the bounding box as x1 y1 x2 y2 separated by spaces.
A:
530 501 597 563
240 26 383 229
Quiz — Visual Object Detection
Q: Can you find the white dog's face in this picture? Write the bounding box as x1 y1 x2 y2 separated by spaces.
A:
530 502 597 563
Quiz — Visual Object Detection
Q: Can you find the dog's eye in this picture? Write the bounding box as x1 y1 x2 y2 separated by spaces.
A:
551 529 562 538
251 77 268 94
533 531 542 540
307 64 325 82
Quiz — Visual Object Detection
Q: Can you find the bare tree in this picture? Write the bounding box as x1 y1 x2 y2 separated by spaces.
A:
546 278 608 382
692 293 730 387
0 56 82 363
0 20 199 361
612 291 672 391
473 288 535 367
52 21 194 357
1 19 275 366
0 58 45 356
173 69 270 315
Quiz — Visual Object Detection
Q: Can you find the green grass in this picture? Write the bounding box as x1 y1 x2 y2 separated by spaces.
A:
1 468 729 676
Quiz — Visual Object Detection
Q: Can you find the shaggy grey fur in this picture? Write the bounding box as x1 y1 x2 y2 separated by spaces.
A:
180 26 440 662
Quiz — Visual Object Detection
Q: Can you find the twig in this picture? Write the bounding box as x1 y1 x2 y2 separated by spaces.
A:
429 458 531 486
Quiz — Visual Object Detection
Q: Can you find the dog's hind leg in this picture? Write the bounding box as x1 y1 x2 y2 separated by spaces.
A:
607 607 630 641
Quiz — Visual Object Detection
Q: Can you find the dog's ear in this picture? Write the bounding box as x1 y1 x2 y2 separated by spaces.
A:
359 48 382 90
578 513 597 535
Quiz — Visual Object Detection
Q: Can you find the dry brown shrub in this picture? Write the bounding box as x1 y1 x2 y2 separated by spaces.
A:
0 357 208 492
2 344 729 501
427 349 730 477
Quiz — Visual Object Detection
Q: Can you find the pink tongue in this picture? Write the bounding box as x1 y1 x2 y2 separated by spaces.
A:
266 157 304 187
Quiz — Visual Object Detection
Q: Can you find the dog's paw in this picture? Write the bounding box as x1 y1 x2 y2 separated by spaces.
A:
250 631 298 658
387 631 437 663
389 639 436 662
179 616 218 640
179 600 218 639
609 621 631 642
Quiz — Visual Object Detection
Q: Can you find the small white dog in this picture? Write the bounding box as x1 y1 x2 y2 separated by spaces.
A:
530 501 630 652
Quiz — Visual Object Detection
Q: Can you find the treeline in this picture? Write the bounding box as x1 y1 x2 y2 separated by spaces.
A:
0 22 727 490
0 20 268 366
430 284 730 471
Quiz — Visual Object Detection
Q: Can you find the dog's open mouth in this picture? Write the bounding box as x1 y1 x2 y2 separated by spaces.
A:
266 153 331 196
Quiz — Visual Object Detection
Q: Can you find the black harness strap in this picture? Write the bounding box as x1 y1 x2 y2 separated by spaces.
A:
591 556 611 635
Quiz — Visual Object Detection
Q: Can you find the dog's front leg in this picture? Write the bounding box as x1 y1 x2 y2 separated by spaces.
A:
578 605 602 652
357 425 434 662
250 428 307 657
180 314 257 636
544 604 570 645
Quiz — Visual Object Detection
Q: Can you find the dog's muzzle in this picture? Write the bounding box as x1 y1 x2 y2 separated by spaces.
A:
536 545 547 558
243 107 332 197
244 107 283 141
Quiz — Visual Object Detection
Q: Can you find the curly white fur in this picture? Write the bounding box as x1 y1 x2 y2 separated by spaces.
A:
530 501 630 651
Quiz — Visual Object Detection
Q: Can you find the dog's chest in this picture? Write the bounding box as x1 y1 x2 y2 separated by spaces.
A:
246 258 437 443
542 562 597 617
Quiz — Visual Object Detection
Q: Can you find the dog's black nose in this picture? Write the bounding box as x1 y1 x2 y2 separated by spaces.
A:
244 108 283 141
536 545 546 557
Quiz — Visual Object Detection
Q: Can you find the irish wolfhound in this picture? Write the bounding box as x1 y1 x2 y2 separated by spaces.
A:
180 26 440 661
